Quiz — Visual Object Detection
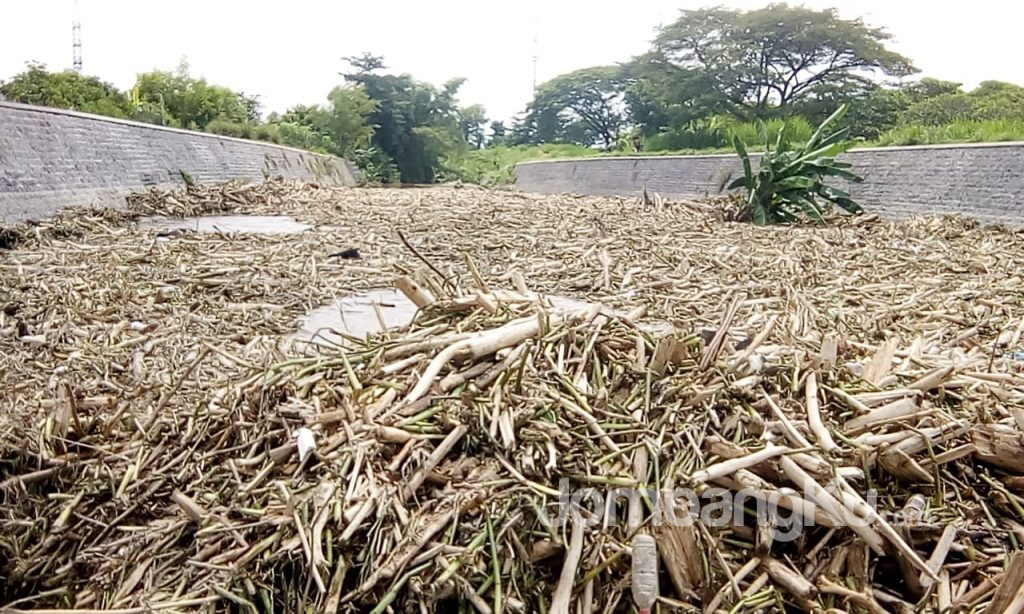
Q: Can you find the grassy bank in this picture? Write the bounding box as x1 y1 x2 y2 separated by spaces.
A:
874 119 1024 146
439 144 598 185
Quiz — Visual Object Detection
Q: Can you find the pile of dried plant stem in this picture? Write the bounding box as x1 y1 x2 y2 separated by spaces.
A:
1 180 1024 612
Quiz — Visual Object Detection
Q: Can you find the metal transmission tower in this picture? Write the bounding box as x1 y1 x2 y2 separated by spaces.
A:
72 1 82 72
530 18 539 92
531 35 538 91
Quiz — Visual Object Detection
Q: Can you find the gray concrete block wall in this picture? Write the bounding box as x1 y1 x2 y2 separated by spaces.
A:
0 101 360 222
515 143 1024 225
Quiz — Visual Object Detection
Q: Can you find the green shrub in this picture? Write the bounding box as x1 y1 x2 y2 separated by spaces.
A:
275 121 336 154
206 119 243 138
641 116 814 153
724 116 814 149
875 119 1024 146
438 144 597 185
352 147 401 184
645 125 726 151
729 105 863 224
205 119 285 144
250 124 281 143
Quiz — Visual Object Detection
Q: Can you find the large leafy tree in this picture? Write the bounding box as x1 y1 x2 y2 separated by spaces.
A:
622 54 725 136
508 107 566 146
970 81 1024 121
324 85 377 154
653 4 916 119
0 62 131 118
342 54 465 183
487 120 507 146
521 66 628 148
458 104 488 148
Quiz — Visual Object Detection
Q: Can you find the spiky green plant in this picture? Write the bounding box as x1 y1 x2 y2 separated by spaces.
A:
728 104 864 225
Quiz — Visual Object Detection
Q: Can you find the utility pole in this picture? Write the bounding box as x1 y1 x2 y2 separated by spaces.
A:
72 0 82 72
531 20 539 92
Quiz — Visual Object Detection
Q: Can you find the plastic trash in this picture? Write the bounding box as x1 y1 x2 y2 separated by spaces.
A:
631 534 659 612
293 427 316 463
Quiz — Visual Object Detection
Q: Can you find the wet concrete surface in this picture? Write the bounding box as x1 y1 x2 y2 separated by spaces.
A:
293 289 418 349
286 289 673 353
140 215 313 234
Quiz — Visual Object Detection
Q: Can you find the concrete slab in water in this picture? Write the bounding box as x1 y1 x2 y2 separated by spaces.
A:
287 289 673 353
294 289 418 349
140 215 312 234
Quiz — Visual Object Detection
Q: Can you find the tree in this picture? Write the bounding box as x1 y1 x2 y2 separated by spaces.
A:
905 78 963 100
621 54 723 136
523 66 628 148
970 81 1024 121
274 121 336 153
900 91 975 125
268 87 376 156
458 104 488 148
507 107 566 146
324 85 377 154
0 62 131 118
833 85 908 139
343 53 386 75
342 54 465 183
653 4 916 119
488 120 507 146
240 93 263 122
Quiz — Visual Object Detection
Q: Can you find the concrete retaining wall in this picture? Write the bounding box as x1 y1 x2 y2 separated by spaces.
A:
0 101 360 222
515 143 1024 225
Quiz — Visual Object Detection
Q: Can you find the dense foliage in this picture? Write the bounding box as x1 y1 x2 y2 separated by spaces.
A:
340 54 466 183
506 4 1024 153
0 62 131 118
133 60 258 129
438 143 598 185
514 66 628 148
654 5 914 118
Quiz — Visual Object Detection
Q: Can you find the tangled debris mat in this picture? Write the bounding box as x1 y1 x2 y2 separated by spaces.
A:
1 180 1024 612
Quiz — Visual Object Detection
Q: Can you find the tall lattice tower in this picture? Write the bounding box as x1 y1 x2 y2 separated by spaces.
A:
72 1 82 72
530 20 539 92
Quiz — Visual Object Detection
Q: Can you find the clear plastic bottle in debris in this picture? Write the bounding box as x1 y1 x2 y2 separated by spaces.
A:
631 534 659 612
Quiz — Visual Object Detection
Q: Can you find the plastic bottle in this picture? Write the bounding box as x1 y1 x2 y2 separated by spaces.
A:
631 534 659 613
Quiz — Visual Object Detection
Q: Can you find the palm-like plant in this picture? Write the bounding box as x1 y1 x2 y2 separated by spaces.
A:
728 104 864 225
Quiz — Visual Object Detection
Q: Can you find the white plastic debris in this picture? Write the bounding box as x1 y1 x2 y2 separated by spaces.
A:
747 354 765 373
293 427 316 463
631 534 659 612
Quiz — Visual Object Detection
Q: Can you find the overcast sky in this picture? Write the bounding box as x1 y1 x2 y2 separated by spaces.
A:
2 1 1022 123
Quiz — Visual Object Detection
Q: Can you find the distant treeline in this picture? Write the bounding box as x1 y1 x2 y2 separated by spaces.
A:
4 3 1023 184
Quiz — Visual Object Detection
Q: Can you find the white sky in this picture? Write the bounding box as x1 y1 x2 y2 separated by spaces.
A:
2 1 1022 123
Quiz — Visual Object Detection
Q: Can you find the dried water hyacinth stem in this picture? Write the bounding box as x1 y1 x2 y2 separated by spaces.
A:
803 371 837 452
